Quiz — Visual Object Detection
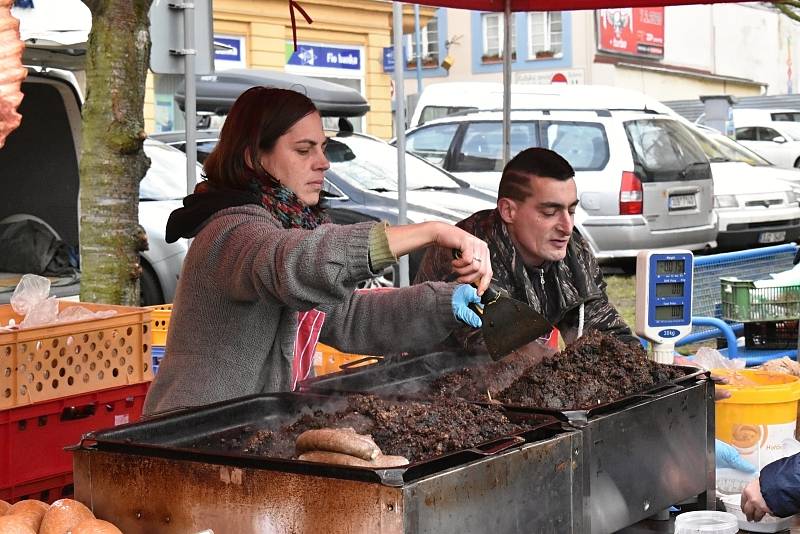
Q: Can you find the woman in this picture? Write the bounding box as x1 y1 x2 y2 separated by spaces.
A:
143 87 493 415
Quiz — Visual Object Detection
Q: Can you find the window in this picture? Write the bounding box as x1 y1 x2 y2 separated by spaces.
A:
543 122 608 170
404 16 439 68
419 105 478 125
528 12 562 59
406 124 459 166
735 127 757 141
482 13 516 61
453 121 537 172
758 127 783 142
624 119 708 182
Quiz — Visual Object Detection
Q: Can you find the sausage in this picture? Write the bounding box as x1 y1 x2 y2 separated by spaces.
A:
298 451 410 468
296 428 380 461
298 451 376 467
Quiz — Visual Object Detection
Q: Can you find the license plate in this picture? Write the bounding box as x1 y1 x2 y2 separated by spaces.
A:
759 231 786 244
668 194 696 210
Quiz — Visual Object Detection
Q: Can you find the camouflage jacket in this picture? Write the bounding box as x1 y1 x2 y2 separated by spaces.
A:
414 209 638 349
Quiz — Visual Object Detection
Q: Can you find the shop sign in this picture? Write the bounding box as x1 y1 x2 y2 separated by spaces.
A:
214 35 246 71
383 47 395 73
514 68 584 85
597 8 664 58
286 43 361 70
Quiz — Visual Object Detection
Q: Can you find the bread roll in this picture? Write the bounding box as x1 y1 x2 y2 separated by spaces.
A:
0 514 37 534
71 518 124 534
6 500 48 531
39 499 95 534
0 499 10 515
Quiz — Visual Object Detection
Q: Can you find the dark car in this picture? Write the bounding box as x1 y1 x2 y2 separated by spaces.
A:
149 129 496 285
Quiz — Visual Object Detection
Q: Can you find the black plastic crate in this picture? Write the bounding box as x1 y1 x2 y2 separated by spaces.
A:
743 320 799 350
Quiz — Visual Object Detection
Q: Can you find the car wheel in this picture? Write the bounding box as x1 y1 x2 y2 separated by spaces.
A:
794 157 800 169
140 262 165 306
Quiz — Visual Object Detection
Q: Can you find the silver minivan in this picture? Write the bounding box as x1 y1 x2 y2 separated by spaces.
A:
404 108 717 260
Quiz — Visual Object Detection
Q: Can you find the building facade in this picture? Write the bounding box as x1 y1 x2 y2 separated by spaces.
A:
401 3 800 103
145 0 433 139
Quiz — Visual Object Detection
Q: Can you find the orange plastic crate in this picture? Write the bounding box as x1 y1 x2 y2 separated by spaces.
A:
0 301 153 410
147 304 172 346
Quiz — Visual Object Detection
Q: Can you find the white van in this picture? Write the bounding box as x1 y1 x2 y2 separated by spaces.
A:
408 82 674 128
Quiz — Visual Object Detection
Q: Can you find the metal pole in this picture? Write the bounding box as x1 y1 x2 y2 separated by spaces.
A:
414 4 423 95
183 1 197 195
392 2 409 287
502 0 512 166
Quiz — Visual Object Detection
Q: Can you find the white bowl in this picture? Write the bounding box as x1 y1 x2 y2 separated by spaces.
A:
720 493 795 533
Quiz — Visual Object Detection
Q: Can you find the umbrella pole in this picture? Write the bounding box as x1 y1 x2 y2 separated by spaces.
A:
392 1 410 286
503 0 511 166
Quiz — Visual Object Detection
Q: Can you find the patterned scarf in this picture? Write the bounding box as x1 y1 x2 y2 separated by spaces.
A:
258 181 328 230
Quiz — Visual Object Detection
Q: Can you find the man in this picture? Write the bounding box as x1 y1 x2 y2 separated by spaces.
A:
415 147 637 351
741 452 800 522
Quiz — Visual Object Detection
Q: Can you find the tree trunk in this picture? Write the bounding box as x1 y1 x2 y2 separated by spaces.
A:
80 0 152 305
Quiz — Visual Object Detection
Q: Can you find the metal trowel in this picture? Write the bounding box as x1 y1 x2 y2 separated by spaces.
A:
472 285 554 361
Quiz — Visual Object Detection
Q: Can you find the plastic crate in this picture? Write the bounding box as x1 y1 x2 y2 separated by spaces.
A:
152 345 165 375
720 277 800 322
0 382 149 493
148 304 172 346
0 472 73 504
744 320 799 350
0 301 153 410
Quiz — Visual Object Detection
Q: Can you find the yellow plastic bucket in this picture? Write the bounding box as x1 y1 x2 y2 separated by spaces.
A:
714 369 800 491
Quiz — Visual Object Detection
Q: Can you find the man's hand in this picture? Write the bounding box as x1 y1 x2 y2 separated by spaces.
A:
742 477 773 522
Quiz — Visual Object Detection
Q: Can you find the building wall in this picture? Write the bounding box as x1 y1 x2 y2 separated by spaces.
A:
146 0 432 139
401 4 800 107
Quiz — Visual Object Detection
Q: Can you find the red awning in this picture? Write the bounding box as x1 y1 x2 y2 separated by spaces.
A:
396 0 740 11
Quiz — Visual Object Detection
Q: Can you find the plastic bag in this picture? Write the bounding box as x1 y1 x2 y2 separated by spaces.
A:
693 346 746 371
20 296 59 328
58 305 116 323
10 273 51 315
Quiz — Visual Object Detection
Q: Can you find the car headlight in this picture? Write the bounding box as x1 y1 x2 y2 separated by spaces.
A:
714 195 738 208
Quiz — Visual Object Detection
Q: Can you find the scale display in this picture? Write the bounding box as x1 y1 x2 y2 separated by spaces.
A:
634 250 694 364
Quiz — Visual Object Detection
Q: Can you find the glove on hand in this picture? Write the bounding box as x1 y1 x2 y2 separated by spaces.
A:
716 439 757 473
452 284 482 328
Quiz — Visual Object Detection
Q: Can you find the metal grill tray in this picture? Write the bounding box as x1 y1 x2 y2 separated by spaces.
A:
303 351 709 427
78 392 565 487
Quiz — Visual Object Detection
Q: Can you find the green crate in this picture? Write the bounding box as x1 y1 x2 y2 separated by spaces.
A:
720 277 800 322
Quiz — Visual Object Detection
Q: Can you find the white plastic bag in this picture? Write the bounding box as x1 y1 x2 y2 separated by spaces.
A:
693 346 746 371
10 273 51 315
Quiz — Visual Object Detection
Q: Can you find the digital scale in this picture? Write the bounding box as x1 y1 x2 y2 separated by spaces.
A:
635 250 694 364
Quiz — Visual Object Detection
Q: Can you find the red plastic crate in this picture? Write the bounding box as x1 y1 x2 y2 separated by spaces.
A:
0 382 149 492
0 472 73 504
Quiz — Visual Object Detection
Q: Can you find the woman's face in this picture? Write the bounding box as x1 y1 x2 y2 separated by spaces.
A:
259 112 330 206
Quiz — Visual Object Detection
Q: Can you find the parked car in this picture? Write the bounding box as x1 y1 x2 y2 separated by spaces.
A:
733 120 800 169
152 128 497 285
146 129 220 164
403 108 717 260
0 67 201 305
695 125 800 194
688 127 800 249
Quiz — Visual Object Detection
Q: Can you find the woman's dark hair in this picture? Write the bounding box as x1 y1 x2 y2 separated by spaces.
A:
497 147 574 202
203 86 318 190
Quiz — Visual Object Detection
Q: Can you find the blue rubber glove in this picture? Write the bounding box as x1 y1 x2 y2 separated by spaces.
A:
452 284 482 328
716 439 758 473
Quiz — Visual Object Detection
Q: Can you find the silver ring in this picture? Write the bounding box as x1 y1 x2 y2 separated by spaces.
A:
473 257 482 263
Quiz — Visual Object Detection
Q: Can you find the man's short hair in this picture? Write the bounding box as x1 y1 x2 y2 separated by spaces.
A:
497 148 575 202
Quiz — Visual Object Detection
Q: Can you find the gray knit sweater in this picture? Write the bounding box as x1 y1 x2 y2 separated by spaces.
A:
143 204 460 414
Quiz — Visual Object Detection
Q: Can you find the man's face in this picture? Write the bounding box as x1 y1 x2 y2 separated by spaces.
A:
499 175 578 267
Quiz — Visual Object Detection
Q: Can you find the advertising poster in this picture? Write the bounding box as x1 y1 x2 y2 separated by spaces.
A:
597 7 664 58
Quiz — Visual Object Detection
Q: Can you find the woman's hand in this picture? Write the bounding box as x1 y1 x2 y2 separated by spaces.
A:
385 222 493 295
742 477 773 522
434 225 492 295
